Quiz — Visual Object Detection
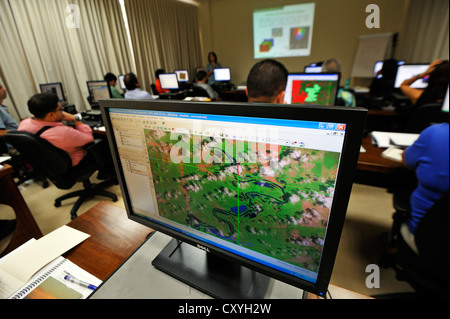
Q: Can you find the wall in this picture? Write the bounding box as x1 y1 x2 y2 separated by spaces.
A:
198 0 408 85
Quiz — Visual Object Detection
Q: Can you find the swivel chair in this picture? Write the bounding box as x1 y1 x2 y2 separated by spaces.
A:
5 130 118 220
381 189 449 298
404 103 449 133
151 84 159 96
192 85 213 99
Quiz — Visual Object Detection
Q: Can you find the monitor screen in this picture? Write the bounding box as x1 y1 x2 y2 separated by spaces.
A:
100 99 367 297
118 75 126 91
443 87 449 113
304 66 323 73
39 82 66 102
214 68 231 82
284 73 340 106
159 73 180 90
87 81 112 103
394 64 429 89
175 70 189 83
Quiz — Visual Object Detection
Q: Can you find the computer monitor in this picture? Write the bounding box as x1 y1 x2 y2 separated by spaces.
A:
87 81 112 104
304 66 323 73
174 70 189 83
284 73 340 106
118 75 127 91
159 73 180 90
39 82 67 103
100 99 367 298
214 68 231 82
373 60 406 79
394 64 429 89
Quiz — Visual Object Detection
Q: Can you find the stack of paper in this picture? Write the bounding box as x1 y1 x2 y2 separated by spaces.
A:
370 131 420 148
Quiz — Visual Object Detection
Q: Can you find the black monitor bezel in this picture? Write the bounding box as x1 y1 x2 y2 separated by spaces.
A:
39 82 67 102
86 80 112 102
99 99 367 297
284 72 341 106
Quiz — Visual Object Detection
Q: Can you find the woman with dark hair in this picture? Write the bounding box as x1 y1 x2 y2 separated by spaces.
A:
401 59 449 108
205 52 222 85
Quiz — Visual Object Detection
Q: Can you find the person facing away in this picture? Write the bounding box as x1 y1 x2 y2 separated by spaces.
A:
205 52 222 85
246 59 288 104
321 58 356 107
124 72 153 100
0 82 19 131
104 73 123 99
193 70 220 100
18 93 94 167
400 59 449 108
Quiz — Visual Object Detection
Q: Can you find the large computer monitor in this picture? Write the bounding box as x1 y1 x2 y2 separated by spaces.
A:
87 80 112 104
213 68 231 82
174 70 189 83
100 99 367 298
394 64 429 89
159 73 180 91
284 73 340 106
39 82 67 103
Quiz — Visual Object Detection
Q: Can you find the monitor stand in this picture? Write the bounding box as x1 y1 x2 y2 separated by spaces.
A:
152 238 271 299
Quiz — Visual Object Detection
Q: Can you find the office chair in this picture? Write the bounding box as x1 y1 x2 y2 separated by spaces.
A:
151 84 159 96
5 131 118 220
380 189 449 298
404 103 449 133
192 85 211 99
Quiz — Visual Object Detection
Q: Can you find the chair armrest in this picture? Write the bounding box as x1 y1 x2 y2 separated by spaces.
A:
84 139 105 171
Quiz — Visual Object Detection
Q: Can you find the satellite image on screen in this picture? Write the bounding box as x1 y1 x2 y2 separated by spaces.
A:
143 129 340 272
291 80 338 106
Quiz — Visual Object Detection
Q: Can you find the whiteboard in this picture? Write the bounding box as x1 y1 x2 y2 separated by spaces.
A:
351 33 394 77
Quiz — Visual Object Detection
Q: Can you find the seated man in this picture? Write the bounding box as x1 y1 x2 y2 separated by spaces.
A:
19 93 94 167
321 58 356 107
124 73 153 100
193 70 220 100
246 59 288 103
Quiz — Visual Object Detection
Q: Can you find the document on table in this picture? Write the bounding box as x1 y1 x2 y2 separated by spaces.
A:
0 226 90 299
370 131 420 148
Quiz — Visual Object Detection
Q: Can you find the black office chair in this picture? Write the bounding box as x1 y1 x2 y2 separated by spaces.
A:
151 84 159 96
404 103 449 133
5 130 118 220
192 85 211 99
380 189 449 298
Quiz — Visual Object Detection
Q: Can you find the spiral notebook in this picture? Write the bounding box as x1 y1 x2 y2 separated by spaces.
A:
9 256 101 299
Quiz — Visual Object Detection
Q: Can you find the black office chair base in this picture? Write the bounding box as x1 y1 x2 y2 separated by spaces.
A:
54 179 118 220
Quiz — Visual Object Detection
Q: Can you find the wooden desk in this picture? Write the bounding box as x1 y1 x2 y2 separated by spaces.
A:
0 164 43 257
355 136 416 189
64 201 153 281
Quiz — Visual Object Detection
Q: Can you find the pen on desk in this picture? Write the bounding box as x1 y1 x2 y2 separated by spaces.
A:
63 271 98 290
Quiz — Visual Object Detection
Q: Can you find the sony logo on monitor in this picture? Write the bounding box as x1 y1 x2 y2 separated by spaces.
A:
197 244 210 253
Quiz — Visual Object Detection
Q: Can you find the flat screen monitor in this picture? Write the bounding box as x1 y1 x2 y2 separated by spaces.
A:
39 82 67 102
284 73 340 106
373 60 406 78
394 64 429 89
174 70 189 83
87 80 112 103
100 99 367 298
118 75 126 91
304 66 322 73
214 68 231 82
159 73 180 90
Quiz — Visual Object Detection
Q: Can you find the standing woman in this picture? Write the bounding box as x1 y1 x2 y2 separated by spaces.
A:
205 52 222 85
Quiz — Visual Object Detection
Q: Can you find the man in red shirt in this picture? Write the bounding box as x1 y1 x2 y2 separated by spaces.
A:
19 93 94 167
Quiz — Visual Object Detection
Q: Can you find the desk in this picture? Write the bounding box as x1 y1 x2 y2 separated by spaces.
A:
63 201 153 281
0 164 43 257
355 136 416 189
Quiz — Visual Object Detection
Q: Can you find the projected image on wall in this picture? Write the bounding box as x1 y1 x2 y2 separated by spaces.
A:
254 3 315 59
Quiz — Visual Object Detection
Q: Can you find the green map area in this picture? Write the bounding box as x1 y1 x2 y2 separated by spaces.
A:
144 129 340 272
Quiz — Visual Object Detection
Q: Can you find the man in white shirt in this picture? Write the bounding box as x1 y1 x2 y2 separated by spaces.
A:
123 73 153 100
